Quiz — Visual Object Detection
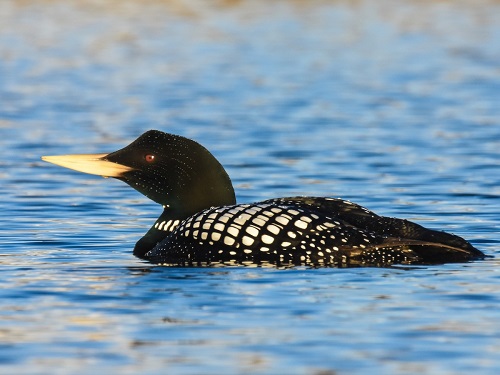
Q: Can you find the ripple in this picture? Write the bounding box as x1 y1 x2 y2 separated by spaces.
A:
1 1 499 374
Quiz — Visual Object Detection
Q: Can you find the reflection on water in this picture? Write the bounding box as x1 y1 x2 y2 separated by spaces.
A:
0 0 499 374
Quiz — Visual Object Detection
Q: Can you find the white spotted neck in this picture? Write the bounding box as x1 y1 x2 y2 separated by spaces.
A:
154 218 181 233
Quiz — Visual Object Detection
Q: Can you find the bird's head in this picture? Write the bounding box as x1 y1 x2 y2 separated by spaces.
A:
42 130 236 217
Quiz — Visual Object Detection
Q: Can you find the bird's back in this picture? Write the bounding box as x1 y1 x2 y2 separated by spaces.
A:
145 197 484 267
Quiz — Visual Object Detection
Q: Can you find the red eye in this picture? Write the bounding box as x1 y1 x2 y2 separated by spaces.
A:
145 154 155 163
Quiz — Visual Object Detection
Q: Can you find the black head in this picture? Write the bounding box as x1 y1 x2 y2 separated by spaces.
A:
105 130 236 215
43 130 236 218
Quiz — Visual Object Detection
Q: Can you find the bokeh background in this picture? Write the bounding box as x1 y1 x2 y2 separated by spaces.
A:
1 1 499 374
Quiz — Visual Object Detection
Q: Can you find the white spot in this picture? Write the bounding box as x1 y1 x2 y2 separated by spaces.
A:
260 247 270 252
211 232 221 241
224 236 235 246
318 251 324 257
288 231 297 238
158 221 166 230
256 214 269 222
234 213 252 225
252 218 266 227
229 251 237 255
202 223 212 230
245 226 259 237
275 216 290 226
214 223 225 232
244 249 252 254
267 224 280 235
201 232 208 240
261 234 274 244
294 220 308 229
282 242 291 247
271 208 282 214
227 226 240 237
242 236 254 246
300 216 312 223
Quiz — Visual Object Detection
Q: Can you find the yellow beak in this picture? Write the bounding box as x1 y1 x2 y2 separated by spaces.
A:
41 153 134 178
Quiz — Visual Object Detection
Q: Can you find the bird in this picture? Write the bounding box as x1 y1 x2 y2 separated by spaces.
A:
42 129 485 268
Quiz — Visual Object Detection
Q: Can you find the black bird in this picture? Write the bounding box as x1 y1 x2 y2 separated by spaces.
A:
42 130 485 267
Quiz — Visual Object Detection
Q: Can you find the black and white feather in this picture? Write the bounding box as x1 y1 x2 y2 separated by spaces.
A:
146 197 481 267
43 130 485 267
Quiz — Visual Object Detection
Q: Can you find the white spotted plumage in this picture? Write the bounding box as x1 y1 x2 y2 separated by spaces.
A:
43 130 483 267
144 196 483 267
146 197 396 267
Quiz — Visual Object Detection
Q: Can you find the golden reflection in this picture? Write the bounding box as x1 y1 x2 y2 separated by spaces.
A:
0 0 496 77
2 0 499 30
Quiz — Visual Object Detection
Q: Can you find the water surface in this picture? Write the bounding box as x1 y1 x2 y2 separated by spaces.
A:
1 1 499 374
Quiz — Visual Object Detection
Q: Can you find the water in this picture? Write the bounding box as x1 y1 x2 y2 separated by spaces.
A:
1 0 499 374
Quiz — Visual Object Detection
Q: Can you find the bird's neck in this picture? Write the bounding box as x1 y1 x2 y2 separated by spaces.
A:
133 206 187 259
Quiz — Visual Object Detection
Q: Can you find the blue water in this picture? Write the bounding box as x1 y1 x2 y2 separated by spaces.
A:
1 1 499 374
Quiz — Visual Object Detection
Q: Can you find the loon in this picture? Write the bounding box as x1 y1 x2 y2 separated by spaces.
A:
42 130 485 267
